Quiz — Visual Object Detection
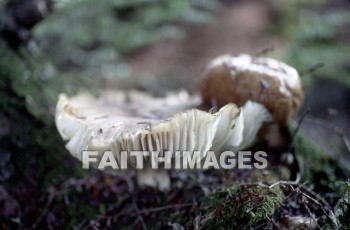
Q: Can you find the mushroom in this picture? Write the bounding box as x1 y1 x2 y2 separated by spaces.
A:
200 54 304 125
55 91 228 190
55 54 293 191
55 90 271 191
211 100 272 152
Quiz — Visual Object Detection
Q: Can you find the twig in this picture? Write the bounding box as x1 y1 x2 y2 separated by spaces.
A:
32 189 56 228
124 175 147 230
288 108 311 152
132 198 148 230
138 203 194 214
254 46 275 57
268 173 301 189
283 183 338 227
271 218 280 229
299 62 325 76
300 195 320 229
299 185 333 210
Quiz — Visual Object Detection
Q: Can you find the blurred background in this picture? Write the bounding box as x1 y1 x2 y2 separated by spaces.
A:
0 0 349 228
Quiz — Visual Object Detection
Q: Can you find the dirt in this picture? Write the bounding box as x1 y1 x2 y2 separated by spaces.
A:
127 0 280 93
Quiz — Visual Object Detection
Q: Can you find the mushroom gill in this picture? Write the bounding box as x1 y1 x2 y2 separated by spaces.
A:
56 91 226 190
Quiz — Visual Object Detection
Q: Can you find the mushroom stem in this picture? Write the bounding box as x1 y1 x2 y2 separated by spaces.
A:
238 101 273 150
211 101 272 152
137 166 170 191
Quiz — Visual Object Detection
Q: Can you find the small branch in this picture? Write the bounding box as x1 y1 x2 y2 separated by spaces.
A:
123 175 147 230
254 46 275 57
268 173 301 189
288 108 311 152
283 183 338 227
32 189 56 228
132 198 148 230
299 62 325 77
138 203 194 214
300 185 333 210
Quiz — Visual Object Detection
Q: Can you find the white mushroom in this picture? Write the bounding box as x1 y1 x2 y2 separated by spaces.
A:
55 91 224 190
211 100 272 153
55 90 272 190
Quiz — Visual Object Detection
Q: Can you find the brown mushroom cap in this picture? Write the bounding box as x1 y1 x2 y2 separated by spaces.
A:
200 54 305 125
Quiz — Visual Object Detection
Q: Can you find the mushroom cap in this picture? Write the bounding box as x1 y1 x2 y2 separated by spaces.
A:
55 90 232 170
200 54 304 125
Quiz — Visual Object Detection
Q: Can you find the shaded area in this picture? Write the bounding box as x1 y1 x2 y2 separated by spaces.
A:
0 0 349 228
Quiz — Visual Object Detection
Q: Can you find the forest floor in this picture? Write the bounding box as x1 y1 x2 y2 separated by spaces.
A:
1 0 350 229
128 0 278 92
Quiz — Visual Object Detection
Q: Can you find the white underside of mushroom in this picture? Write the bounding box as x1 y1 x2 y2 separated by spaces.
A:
55 91 272 191
239 101 273 149
211 100 272 153
56 91 221 190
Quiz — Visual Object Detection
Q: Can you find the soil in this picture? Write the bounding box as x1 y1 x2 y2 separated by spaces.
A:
127 0 280 93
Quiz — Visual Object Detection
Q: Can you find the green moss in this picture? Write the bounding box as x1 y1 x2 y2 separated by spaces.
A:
293 131 346 192
200 185 285 229
278 5 350 88
336 181 350 229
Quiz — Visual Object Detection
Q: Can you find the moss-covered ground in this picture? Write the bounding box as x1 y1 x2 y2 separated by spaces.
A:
1 0 349 229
